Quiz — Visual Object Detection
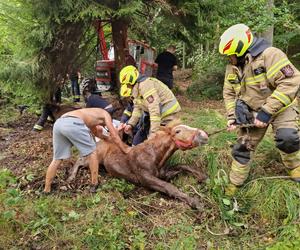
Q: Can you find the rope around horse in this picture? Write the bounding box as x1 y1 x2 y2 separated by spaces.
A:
207 119 299 136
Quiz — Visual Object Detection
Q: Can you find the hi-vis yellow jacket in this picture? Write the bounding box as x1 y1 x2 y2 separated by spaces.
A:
223 47 300 120
127 77 181 133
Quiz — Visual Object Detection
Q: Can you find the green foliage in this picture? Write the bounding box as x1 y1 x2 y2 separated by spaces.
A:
240 180 300 223
81 206 127 249
187 51 226 100
101 178 135 193
273 1 300 49
0 169 16 190
0 79 42 107
1 0 299 105
130 0 300 72
267 225 300 249
0 0 98 104
0 169 23 225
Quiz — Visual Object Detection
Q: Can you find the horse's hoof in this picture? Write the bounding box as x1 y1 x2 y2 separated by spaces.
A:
42 190 52 196
196 173 207 183
90 184 98 193
190 198 202 210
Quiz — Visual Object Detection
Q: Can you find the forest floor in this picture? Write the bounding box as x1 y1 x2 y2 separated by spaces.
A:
0 70 300 249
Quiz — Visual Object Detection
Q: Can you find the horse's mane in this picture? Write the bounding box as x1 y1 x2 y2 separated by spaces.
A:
100 119 184 145
142 119 183 142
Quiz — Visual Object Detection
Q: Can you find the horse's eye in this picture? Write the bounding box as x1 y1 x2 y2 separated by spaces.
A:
176 130 181 134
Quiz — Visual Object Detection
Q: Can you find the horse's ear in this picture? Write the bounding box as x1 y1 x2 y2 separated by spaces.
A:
160 119 182 134
160 125 171 133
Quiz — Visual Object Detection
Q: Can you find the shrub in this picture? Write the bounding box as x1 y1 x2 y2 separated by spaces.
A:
187 50 226 100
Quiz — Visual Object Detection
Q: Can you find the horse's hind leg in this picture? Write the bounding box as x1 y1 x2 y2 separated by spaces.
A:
67 157 88 182
160 164 207 182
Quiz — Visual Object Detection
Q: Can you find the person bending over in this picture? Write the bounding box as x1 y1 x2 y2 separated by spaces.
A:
44 108 130 193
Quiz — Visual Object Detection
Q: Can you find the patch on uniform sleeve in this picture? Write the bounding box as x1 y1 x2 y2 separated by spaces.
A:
146 95 154 103
281 65 294 77
253 67 265 75
227 74 239 84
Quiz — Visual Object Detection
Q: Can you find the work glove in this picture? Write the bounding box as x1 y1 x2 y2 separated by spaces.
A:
254 109 272 128
255 109 272 124
235 99 253 125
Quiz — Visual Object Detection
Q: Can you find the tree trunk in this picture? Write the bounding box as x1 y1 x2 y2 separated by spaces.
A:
111 17 128 90
260 0 274 45
44 21 85 102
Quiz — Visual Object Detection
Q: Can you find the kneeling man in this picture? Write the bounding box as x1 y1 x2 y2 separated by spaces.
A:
44 108 129 193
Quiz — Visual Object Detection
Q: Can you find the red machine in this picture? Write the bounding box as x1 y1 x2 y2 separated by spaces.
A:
128 39 157 77
95 21 156 92
94 20 115 92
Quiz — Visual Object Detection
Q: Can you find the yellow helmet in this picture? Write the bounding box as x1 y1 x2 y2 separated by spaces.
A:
120 84 132 97
119 65 139 85
219 24 253 57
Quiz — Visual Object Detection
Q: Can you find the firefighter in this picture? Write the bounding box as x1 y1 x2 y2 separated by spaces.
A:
219 24 300 195
118 94 150 146
119 65 181 138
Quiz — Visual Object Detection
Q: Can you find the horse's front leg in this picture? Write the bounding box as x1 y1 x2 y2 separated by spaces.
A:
140 172 201 210
67 157 88 182
159 164 207 182
159 165 183 181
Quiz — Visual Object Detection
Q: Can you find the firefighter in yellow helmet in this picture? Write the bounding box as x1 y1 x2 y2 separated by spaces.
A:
119 65 181 137
219 24 300 195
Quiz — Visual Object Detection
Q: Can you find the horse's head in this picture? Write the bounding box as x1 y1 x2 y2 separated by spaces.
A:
171 124 208 150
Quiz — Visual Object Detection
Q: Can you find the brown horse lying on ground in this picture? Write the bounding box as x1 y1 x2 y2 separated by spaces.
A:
67 122 208 209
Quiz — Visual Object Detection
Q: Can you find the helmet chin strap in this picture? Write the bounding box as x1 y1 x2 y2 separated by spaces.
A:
237 55 246 67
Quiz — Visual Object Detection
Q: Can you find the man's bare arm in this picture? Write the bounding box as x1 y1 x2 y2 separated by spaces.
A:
104 113 130 153
90 125 108 139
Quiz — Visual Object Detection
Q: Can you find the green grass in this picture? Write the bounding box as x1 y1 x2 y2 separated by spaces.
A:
1 105 300 249
0 104 20 124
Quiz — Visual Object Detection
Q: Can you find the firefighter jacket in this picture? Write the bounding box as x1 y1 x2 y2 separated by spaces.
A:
127 77 181 133
223 44 300 121
120 103 133 123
